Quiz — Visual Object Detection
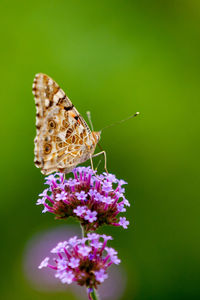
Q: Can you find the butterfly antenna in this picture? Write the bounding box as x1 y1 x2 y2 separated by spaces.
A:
100 112 140 131
86 111 94 131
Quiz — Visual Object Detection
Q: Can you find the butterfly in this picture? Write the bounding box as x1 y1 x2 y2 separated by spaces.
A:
32 73 106 175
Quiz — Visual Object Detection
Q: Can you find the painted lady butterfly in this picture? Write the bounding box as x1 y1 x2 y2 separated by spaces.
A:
32 73 103 175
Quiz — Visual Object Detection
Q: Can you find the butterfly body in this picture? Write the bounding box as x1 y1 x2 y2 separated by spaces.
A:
32 73 100 175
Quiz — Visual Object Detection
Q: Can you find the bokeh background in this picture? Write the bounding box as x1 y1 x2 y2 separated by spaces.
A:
1 0 200 299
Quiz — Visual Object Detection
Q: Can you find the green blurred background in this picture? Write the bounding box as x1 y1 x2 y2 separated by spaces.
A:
1 0 200 299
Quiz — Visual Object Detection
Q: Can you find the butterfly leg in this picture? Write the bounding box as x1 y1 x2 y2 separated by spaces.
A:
90 155 95 172
62 173 65 184
89 155 102 179
89 155 102 172
92 151 108 174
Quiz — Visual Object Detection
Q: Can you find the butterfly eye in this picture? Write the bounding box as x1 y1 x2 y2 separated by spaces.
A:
44 143 52 154
48 119 56 129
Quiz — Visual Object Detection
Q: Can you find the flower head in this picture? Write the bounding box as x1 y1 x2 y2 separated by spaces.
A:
38 234 120 289
36 167 129 232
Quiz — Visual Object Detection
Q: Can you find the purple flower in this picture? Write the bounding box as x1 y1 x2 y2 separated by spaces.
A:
90 239 102 248
118 179 128 186
68 257 80 268
88 189 97 197
57 258 68 270
38 257 49 269
38 234 120 289
94 192 103 202
39 188 49 197
94 269 108 283
67 178 78 187
42 206 49 213
101 196 113 204
78 245 91 256
75 191 88 201
119 217 129 229
84 210 98 223
37 167 129 232
44 175 56 185
55 191 67 201
60 270 74 284
36 198 46 205
110 255 121 265
51 241 68 253
102 181 113 193
101 234 113 242
73 206 87 217
122 198 130 207
103 173 118 183
105 247 117 257
117 203 126 212
68 236 78 246
87 233 99 240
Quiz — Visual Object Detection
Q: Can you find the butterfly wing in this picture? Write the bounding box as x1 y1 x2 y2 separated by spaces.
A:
32 73 96 175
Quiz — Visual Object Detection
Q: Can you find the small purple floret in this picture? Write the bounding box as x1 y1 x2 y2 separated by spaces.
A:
119 217 129 229
55 191 67 201
68 257 80 268
75 191 88 201
74 206 87 217
94 269 108 283
60 270 74 284
38 257 49 269
84 210 98 223
78 245 91 256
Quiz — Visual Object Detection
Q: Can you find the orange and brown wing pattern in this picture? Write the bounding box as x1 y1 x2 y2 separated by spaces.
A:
32 73 99 175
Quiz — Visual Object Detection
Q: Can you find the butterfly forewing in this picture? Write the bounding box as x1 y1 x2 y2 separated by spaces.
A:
32 73 99 175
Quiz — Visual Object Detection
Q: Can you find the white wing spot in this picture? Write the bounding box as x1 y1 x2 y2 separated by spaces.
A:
45 99 50 107
58 132 67 142
48 79 53 85
53 89 65 103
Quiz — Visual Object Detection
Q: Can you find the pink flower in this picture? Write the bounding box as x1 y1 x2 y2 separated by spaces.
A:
36 167 130 233
38 234 120 289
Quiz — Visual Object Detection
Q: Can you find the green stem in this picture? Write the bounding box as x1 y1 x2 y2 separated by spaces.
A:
90 288 99 300
81 224 87 237
81 225 100 300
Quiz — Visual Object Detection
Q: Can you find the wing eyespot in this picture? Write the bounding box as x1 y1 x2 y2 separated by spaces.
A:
48 119 57 129
44 143 52 154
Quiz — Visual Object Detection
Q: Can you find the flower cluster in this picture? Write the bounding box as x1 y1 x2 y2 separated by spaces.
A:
37 167 130 232
39 233 120 290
